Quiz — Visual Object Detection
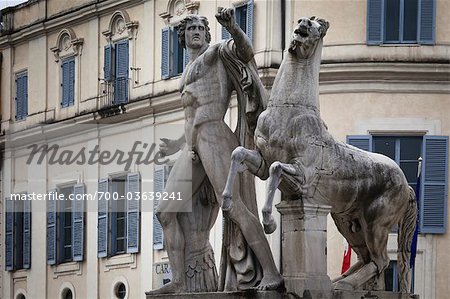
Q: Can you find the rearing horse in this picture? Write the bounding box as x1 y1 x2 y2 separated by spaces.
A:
222 17 417 292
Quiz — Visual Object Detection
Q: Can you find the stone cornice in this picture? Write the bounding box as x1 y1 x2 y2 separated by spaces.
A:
0 0 142 47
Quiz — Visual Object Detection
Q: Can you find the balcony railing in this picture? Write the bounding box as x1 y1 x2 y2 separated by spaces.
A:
99 77 129 116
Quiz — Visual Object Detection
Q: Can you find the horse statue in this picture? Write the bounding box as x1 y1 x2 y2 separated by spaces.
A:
222 17 417 292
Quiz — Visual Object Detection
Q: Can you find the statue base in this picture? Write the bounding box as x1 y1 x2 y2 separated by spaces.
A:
146 290 418 299
276 200 333 299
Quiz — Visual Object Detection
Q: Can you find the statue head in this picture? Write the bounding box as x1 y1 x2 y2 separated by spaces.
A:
177 15 212 49
289 16 330 57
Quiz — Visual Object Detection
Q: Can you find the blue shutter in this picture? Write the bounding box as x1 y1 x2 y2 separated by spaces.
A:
72 184 84 261
97 179 109 258
5 197 14 271
420 136 448 234
15 73 27 120
23 197 31 269
367 0 383 45
183 48 190 68
127 172 140 253
104 44 114 82
47 189 57 265
61 60 69 107
61 59 71 107
24 74 28 117
68 58 75 106
221 26 231 40
419 0 435 44
346 135 373 152
114 40 129 104
161 27 171 79
153 167 165 249
246 0 254 41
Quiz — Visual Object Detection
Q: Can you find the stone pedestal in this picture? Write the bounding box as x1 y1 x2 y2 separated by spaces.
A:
276 200 332 299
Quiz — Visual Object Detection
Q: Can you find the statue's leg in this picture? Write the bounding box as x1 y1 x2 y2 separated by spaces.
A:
222 146 267 210
196 123 284 291
147 148 206 295
262 161 300 234
334 209 390 290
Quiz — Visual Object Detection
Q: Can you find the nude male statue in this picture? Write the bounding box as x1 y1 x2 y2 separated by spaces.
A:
148 8 283 294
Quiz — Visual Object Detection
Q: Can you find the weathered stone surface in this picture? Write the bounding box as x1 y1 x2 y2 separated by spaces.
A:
222 16 418 294
146 290 418 299
148 8 281 295
277 200 332 299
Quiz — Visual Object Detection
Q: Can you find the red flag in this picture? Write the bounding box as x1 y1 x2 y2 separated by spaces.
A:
341 239 352 274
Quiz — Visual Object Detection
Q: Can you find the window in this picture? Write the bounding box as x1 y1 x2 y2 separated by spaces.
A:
384 260 415 292
5 196 31 271
221 0 254 41
373 136 422 190
15 72 28 121
103 40 129 105
115 282 127 299
97 173 140 258
47 184 85 265
161 27 189 79
153 165 173 249
61 57 75 108
367 0 435 45
347 135 448 234
62 289 73 299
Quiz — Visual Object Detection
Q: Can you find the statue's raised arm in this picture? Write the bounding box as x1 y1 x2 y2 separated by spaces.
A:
215 7 253 63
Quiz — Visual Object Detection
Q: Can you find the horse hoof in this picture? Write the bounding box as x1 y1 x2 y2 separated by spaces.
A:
263 219 277 234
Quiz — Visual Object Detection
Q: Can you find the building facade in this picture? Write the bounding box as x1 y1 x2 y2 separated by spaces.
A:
0 0 448 298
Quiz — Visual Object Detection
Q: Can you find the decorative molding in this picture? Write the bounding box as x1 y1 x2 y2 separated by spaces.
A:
111 276 130 299
102 10 139 42
53 261 83 278
104 253 137 272
59 282 76 299
159 0 200 23
50 28 84 62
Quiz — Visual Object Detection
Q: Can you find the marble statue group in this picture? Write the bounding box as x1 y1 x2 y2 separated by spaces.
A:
147 7 417 297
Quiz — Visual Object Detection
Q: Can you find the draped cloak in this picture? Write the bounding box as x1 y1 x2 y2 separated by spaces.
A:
217 39 268 291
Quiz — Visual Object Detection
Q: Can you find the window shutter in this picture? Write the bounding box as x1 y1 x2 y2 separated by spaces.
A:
221 26 231 40
5 197 14 271
47 189 57 265
114 40 129 104
420 136 448 234
23 197 31 269
246 0 254 41
346 135 373 152
68 58 75 106
183 48 190 68
419 0 435 44
104 44 114 82
161 27 171 79
367 0 383 45
72 184 85 261
24 74 28 117
153 167 165 249
16 74 27 120
127 172 140 253
61 59 70 107
97 179 109 257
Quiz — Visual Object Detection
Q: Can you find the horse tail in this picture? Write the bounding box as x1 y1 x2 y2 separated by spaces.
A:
397 186 418 293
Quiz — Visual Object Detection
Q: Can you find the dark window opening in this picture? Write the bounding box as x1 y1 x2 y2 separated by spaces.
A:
115 283 127 299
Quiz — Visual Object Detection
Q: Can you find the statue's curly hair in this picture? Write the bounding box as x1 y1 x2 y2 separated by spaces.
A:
176 15 211 49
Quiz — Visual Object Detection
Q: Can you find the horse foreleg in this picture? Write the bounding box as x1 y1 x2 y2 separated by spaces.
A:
222 146 267 211
262 161 299 234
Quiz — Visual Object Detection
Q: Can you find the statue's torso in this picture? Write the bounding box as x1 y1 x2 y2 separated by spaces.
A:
180 46 231 147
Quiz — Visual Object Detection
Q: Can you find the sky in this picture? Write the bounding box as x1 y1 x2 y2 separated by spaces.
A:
0 0 27 10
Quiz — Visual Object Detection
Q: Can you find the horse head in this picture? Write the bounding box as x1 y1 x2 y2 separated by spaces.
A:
289 16 329 59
